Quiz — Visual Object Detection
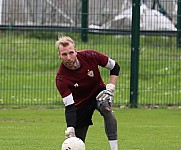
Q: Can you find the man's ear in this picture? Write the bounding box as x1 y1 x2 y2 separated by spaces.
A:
75 49 78 55
58 51 61 59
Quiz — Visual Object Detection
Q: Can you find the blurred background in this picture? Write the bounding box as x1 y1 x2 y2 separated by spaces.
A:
0 0 180 107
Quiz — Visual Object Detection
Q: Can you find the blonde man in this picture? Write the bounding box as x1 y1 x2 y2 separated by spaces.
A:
56 36 120 150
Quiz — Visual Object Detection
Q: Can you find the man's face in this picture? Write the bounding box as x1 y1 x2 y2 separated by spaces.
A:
58 43 77 68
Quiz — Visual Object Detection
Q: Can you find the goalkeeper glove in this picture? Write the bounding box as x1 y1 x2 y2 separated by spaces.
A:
65 127 75 138
96 83 115 103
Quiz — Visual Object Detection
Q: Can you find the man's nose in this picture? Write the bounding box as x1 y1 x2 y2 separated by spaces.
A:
66 54 71 60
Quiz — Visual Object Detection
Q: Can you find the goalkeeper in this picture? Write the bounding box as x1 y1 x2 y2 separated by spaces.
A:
55 36 120 150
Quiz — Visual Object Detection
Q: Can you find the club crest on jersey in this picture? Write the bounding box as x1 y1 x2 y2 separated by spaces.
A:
87 70 94 77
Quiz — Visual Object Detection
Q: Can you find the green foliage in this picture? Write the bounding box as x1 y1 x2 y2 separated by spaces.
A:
0 108 181 149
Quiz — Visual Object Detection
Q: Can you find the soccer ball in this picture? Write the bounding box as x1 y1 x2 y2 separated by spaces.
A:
61 137 85 150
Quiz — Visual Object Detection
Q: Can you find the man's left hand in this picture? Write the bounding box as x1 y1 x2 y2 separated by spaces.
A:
96 89 114 103
96 83 115 103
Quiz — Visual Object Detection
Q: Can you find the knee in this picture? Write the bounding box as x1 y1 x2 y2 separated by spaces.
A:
98 101 112 116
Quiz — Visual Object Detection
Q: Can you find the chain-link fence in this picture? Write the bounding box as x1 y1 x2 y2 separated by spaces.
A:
0 0 180 107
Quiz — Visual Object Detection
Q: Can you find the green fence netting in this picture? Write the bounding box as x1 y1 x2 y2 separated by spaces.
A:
0 0 180 107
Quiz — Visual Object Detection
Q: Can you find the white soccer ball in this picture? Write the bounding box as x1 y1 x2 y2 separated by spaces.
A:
61 137 85 150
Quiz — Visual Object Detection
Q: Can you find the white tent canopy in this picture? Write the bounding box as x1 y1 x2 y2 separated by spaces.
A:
90 4 177 31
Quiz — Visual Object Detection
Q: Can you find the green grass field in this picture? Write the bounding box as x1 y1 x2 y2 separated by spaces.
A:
0 108 181 150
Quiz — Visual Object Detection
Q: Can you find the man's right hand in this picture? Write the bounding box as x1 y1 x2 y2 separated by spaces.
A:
65 127 75 138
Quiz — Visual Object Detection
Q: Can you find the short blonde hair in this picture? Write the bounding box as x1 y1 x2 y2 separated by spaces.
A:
55 36 75 50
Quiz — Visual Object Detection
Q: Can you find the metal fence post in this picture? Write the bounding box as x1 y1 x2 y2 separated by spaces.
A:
130 0 140 108
177 0 181 47
81 0 88 42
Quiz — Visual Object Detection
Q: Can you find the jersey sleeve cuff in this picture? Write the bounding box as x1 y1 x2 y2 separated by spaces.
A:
63 93 75 106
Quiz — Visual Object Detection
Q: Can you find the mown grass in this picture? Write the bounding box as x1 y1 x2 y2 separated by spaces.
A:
0 108 181 150
0 30 181 106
